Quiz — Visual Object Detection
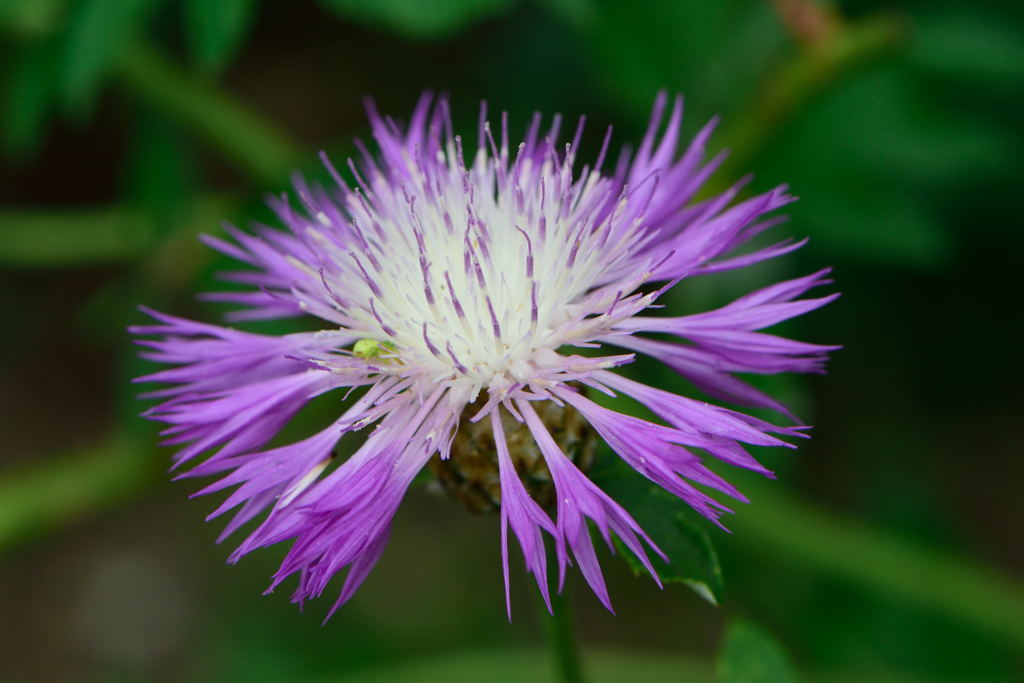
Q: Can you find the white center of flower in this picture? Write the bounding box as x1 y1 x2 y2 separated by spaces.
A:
289 129 647 394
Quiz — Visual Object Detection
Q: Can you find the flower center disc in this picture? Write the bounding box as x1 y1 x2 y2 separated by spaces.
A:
428 393 597 514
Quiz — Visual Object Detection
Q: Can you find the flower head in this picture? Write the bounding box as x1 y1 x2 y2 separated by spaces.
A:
131 92 837 619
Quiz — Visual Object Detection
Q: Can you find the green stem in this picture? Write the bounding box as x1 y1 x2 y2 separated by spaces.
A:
111 42 303 187
0 204 153 267
715 12 905 180
0 194 235 268
0 433 159 549
537 587 585 683
730 478 1024 648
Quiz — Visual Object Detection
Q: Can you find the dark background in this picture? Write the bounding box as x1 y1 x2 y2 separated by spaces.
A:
1 1 1022 681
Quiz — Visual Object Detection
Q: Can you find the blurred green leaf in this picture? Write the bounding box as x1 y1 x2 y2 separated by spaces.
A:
797 182 952 269
318 0 516 40
57 0 162 116
716 619 798 683
912 10 1024 84
183 0 260 74
583 0 735 120
1 41 57 159
123 111 197 232
531 0 594 29
696 1 786 120
799 69 1008 185
758 65 1018 268
0 0 67 38
589 453 724 604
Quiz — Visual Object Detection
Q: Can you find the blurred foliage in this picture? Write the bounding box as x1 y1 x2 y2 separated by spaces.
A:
590 449 724 605
716 619 798 683
183 0 260 74
2 36 57 158
319 0 516 39
1 0 1023 682
911 9 1024 83
57 0 160 117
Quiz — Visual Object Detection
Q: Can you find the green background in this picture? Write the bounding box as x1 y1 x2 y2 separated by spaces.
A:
1 0 1022 681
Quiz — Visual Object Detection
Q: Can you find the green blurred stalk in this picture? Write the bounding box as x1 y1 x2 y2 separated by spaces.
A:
716 11 905 179
111 42 303 187
0 194 234 268
730 479 1024 649
0 433 160 548
537 587 585 683
0 204 153 267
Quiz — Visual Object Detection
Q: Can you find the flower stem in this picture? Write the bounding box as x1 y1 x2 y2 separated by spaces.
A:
111 42 303 187
715 10 905 181
0 194 236 268
537 587 585 683
0 433 160 549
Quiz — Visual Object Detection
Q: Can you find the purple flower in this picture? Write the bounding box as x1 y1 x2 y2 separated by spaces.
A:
131 92 837 619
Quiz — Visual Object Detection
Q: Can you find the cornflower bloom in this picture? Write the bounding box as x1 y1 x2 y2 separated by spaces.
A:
131 92 837 619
